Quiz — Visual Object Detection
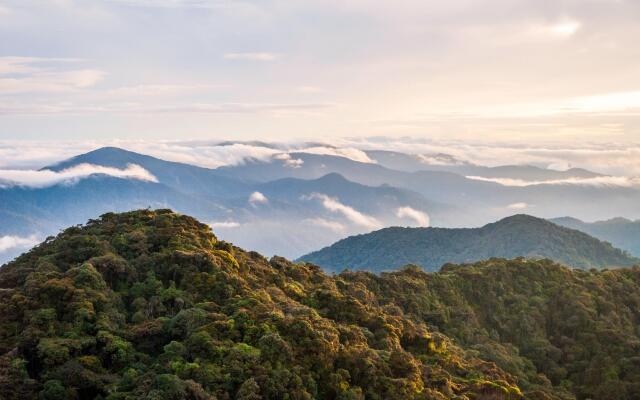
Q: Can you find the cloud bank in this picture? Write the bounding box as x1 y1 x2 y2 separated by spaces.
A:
395 206 430 227
303 193 381 230
466 175 640 188
0 163 157 188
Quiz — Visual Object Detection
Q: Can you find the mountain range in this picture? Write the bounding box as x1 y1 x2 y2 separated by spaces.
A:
298 214 640 271
1 209 639 399
552 216 640 257
1 145 640 264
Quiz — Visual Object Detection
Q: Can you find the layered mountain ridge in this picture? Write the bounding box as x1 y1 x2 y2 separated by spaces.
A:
299 214 640 271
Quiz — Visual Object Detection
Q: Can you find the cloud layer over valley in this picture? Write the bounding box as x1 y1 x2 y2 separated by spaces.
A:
0 163 157 188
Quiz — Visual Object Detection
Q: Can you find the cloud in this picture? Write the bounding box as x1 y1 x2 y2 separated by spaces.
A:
3 138 640 184
303 217 345 233
339 137 640 177
223 52 278 61
507 202 529 210
273 153 304 168
208 220 241 229
302 193 381 230
106 84 225 97
249 191 268 205
295 146 376 164
395 206 430 226
466 175 640 188
0 234 39 253
0 57 105 94
0 163 157 188
107 0 237 8
0 101 334 116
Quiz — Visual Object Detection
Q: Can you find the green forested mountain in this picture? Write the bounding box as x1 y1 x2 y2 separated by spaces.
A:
2 211 640 400
552 216 640 257
0 210 523 400
342 259 640 400
298 214 639 272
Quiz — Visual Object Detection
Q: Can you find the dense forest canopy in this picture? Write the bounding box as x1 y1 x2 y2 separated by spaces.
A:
0 210 639 400
299 214 639 272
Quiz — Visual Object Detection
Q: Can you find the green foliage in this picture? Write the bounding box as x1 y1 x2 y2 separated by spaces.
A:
299 214 640 271
340 259 640 399
3 209 637 399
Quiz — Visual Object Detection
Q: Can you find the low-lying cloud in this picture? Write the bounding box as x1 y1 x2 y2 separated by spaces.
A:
466 175 640 188
395 206 430 226
249 191 268 205
0 234 39 253
303 193 381 230
507 202 530 210
3 139 640 183
0 163 157 188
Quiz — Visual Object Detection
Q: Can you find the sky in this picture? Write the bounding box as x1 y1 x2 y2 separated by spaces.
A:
0 0 639 143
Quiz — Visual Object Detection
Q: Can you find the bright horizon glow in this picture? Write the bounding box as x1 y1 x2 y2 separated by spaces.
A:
0 0 638 143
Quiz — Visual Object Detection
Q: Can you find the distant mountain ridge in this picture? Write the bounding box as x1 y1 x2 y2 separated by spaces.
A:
365 150 602 180
552 216 640 257
3 146 640 264
1 147 454 262
299 214 640 271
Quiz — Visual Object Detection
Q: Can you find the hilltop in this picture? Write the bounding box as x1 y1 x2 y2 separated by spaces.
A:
298 214 639 271
0 210 522 400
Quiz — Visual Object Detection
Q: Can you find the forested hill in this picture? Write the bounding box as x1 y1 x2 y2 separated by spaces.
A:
0 210 523 400
1 210 640 399
342 259 640 400
298 214 639 272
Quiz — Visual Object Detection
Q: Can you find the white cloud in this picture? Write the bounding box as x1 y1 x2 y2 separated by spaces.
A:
395 206 430 226
303 217 345 233
107 0 236 8
249 191 268 205
507 202 529 210
0 57 105 94
302 193 381 230
295 146 376 164
466 175 640 188
3 138 640 182
223 52 278 61
273 153 304 168
0 234 39 253
0 163 157 188
208 220 241 229
339 137 640 177
106 84 225 97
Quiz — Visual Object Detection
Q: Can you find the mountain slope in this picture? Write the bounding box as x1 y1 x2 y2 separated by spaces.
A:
45 146 253 198
552 216 640 257
217 151 640 225
299 214 639 271
0 209 524 400
341 259 640 400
